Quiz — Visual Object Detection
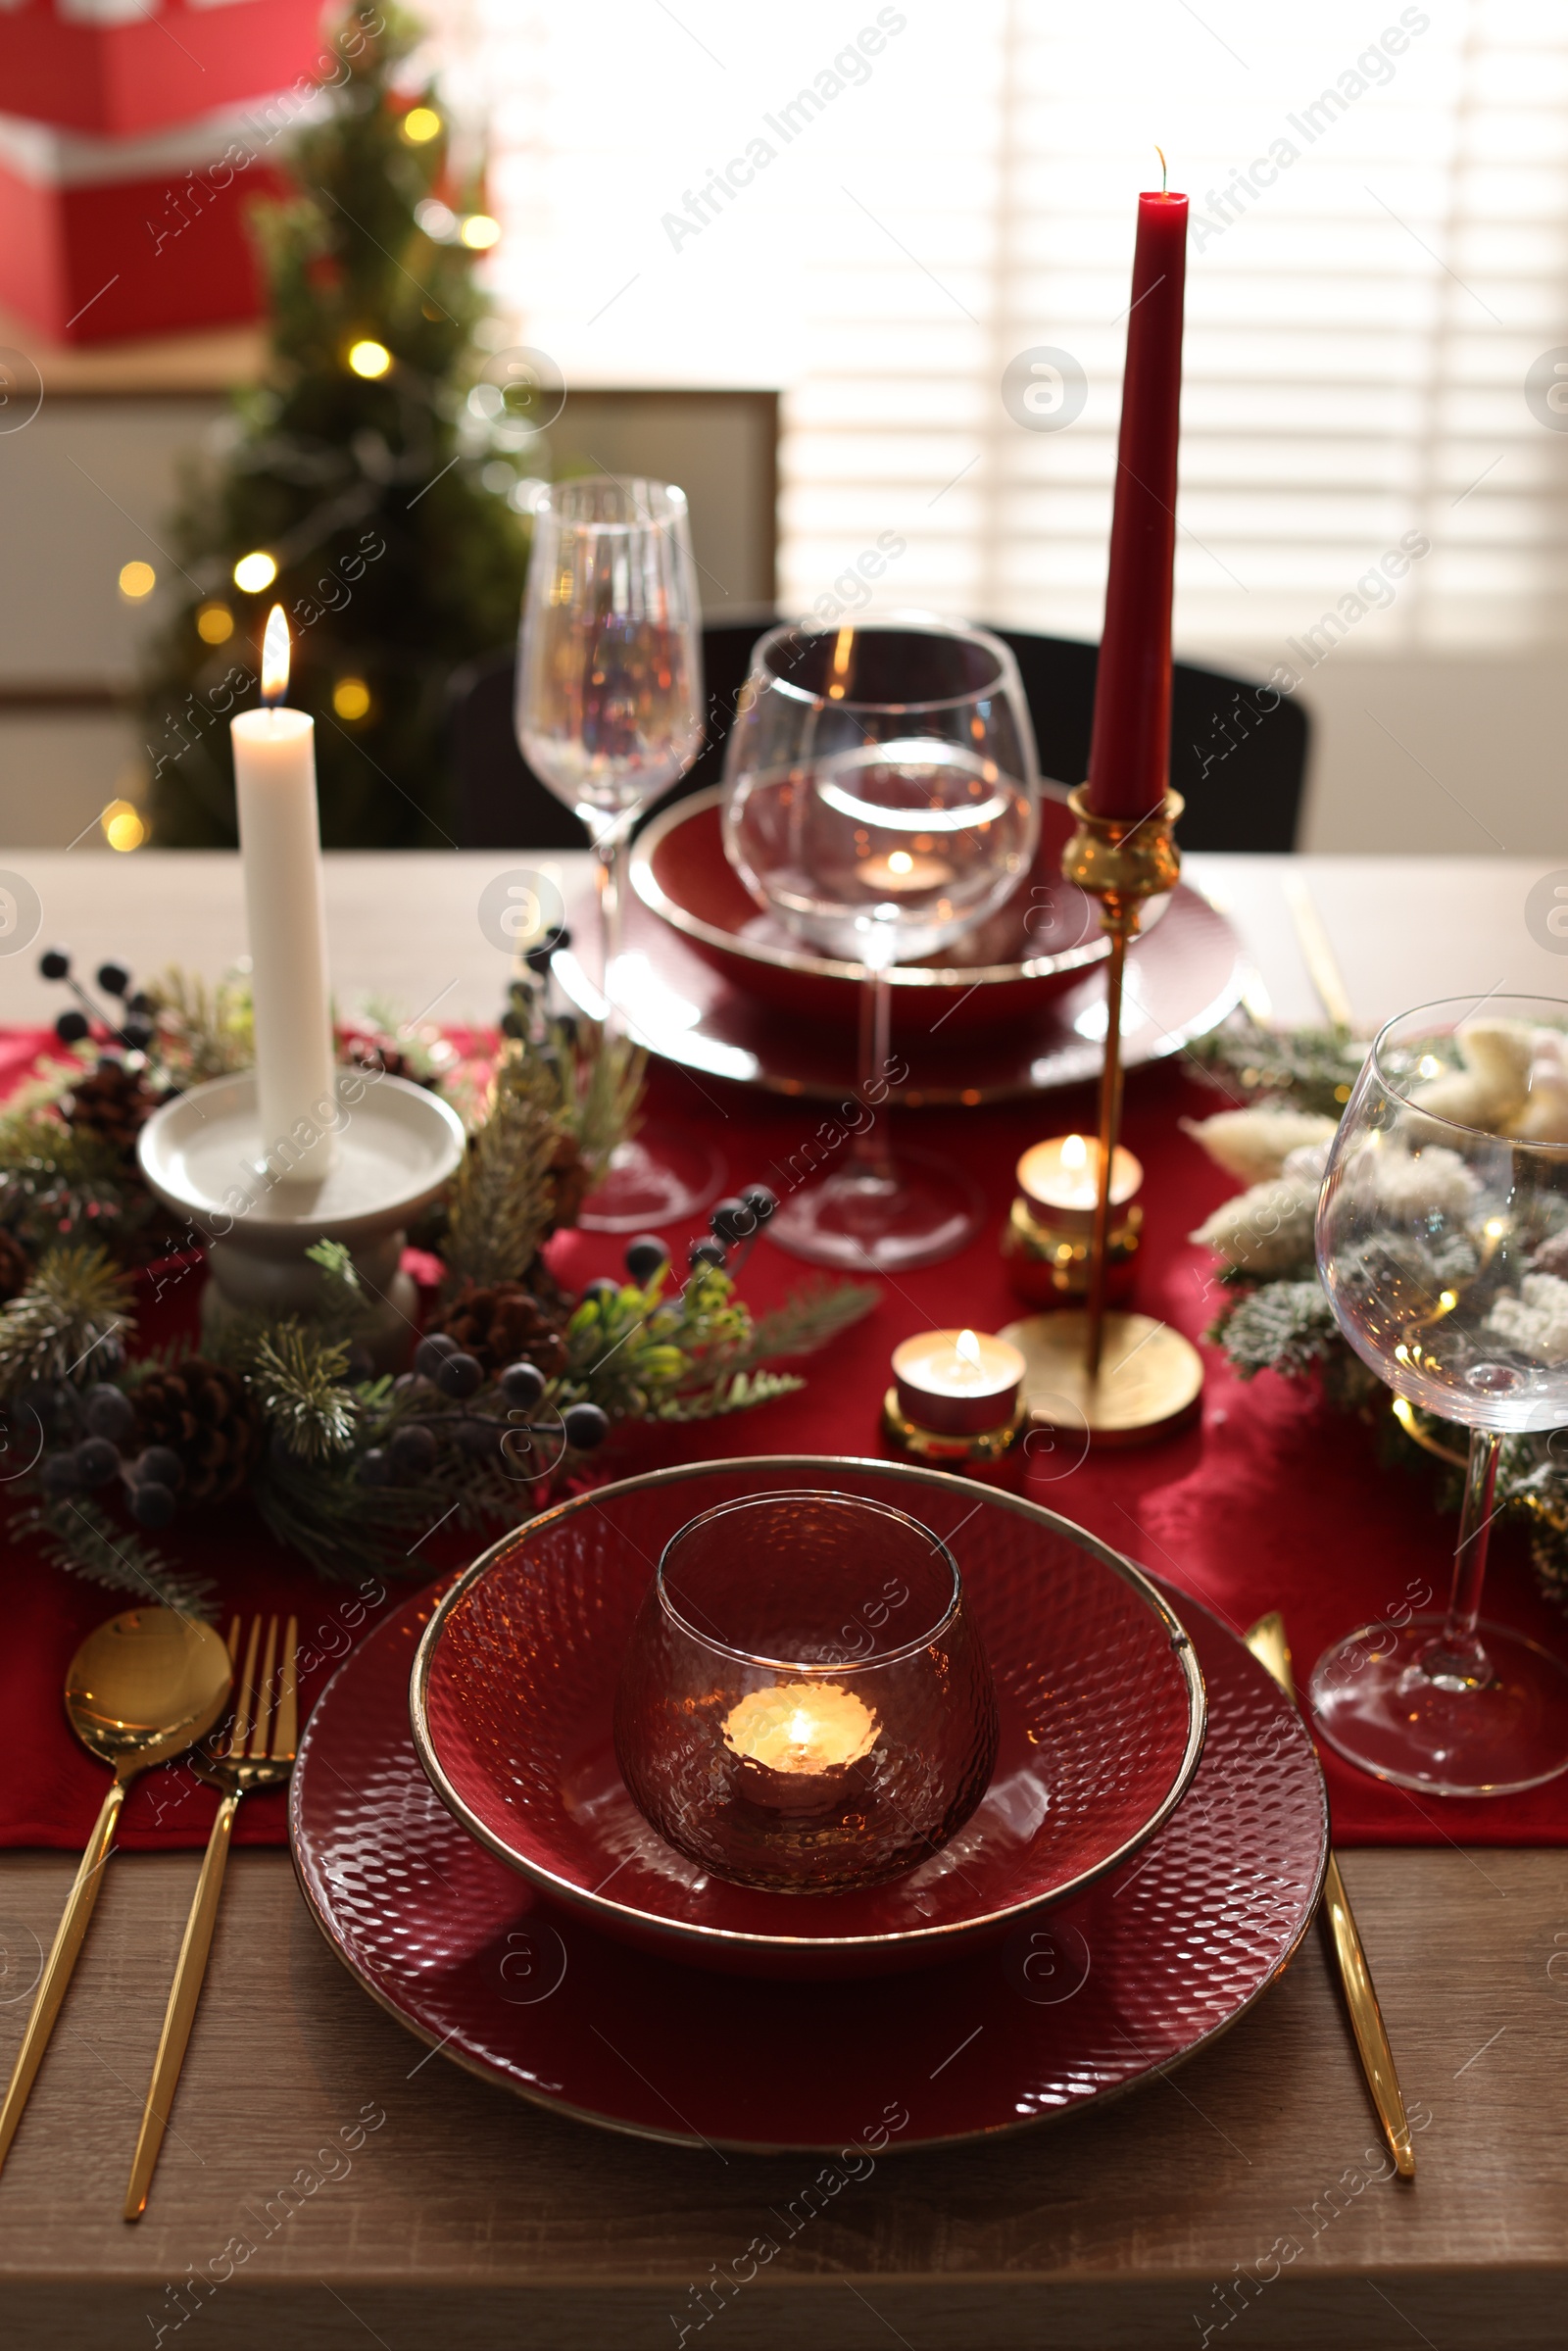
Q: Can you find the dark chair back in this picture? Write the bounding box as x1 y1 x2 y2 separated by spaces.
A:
449 622 1307 854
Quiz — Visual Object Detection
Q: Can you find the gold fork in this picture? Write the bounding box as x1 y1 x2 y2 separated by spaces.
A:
122 1613 298 2222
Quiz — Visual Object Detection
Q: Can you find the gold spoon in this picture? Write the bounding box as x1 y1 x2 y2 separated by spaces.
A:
0 1606 232 2174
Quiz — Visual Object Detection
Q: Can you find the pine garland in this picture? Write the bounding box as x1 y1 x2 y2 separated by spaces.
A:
1190 1006 1568 1613
1 977 878 1598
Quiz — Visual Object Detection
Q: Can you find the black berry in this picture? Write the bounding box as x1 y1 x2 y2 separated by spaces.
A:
740 1184 777 1223
434 1350 482 1399
709 1196 754 1245
623 1236 668 1283
38 948 69 981
688 1237 726 1270
96 960 130 997
130 1481 177 1529
54 1009 89 1046
135 1445 184 1490
500 1361 545 1410
40 1452 81 1498
391 1423 437 1477
582 1276 620 1305
121 1017 154 1052
563 1401 610 1450
357 1446 392 1487
84 1383 134 1444
74 1437 120 1487
415 1333 459 1379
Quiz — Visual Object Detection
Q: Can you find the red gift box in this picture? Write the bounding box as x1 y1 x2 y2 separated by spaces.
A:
0 0 332 138
0 100 293 341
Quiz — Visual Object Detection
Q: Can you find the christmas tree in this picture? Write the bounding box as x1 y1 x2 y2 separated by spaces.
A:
141 3 533 848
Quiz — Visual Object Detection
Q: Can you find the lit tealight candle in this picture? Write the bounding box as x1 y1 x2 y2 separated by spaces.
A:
891 1325 1026 1437
231 606 336 1184
859 846 953 895
721 1682 879 1813
1016 1134 1142 1230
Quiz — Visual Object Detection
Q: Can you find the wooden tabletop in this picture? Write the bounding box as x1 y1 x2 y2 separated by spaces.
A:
4 851 1568 2347
0 1847 1561 2349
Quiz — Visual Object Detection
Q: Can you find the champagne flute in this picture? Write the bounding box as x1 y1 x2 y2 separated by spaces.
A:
516 476 719 1228
721 616 1039 1270
1312 995 1568 1793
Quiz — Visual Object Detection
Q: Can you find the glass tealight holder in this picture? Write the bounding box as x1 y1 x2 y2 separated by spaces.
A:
612 1490 1000 1893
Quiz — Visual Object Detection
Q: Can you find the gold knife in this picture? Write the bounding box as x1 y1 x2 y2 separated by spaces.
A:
1243 1611 1415 2179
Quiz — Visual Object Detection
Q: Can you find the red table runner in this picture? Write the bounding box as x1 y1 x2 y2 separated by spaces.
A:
6 1027 1567 1853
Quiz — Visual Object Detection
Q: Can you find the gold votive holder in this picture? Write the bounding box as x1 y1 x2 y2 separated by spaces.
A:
882 1327 1027 1463
1004 1135 1144 1309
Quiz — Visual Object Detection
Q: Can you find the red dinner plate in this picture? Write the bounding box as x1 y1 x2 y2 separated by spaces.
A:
409 1459 1207 1977
290 1566 1327 2153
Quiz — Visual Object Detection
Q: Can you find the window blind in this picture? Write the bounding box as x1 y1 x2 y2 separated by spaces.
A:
440 0 1568 669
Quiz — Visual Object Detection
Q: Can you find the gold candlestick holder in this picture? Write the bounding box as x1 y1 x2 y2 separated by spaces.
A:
1003 785 1203 1445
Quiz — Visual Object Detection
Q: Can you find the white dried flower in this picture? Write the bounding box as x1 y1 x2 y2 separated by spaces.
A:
1190 1176 1318 1275
1374 1143 1476 1220
1180 1106 1338 1187
1410 1017 1533 1133
1486 1271 1568 1366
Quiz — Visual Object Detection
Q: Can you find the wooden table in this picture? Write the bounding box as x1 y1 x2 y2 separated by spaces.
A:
3 850 1567 2349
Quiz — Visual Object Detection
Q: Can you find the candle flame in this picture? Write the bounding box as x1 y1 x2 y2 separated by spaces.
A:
956 1328 982 1370
827 623 854 701
788 1709 813 1749
261 605 291 705
1154 143 1168 194
1062 1133 1088 1170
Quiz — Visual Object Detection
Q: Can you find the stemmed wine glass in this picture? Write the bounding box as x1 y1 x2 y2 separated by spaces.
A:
515 475 720 1229
722 616 1039 1270
1312 995 1568 1794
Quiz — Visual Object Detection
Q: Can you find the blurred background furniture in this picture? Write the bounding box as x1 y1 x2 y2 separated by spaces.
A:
449 623 1310 855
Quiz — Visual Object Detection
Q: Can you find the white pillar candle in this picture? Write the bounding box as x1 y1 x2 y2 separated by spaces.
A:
231 607 336 1183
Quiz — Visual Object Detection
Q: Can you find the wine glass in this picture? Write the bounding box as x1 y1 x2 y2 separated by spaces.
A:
721 616 1040 1270
515 475 719 1229
1311 995 1568 1794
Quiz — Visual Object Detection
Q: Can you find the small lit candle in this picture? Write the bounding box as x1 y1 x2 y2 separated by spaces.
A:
891 1325 1026 1437
231 607 336 1184
721 1681 879 1813
1016 1134 1142 1230
859 847 953 895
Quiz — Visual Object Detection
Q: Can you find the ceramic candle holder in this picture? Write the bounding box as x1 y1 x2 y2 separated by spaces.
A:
137 1067 466 1373
881 1327 1026 1462
612 1490 999 1893
1003 1135 1144 1310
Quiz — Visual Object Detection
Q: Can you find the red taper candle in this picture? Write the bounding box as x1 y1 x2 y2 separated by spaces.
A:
1084 183 1189 820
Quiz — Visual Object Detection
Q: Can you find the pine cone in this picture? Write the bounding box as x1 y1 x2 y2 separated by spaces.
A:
131 1355 261 1505
429 1280 569 1377
61 1057 158 1155
0 1228 29 1302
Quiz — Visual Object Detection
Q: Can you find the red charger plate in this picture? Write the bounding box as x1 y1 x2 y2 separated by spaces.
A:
560 800 1243 1103
409 1459 1207 1977
290 1569 1327 2152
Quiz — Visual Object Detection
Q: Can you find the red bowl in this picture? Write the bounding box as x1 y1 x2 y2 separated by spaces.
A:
410 1456 1206 1979
628 787 1169 1038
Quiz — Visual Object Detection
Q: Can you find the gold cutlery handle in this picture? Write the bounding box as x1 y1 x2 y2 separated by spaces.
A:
1323 1852 1414 2178
0 1776 126 2173
123 1789 240 2222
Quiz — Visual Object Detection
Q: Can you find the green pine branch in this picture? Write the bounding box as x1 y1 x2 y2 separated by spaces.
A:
0 1245 133 1398
20 1496 216 1617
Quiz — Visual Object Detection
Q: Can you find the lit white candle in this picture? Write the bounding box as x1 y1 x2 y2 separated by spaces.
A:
231 607 336 1182
1017 1133 1142 1229
891 1325 1025 1435
721 1682 879 1813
